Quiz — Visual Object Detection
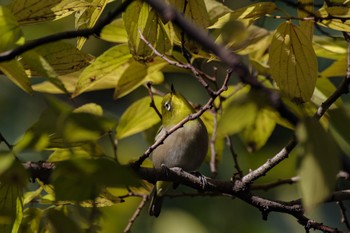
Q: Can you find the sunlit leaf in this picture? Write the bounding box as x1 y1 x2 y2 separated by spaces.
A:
76 0 109 49
298 0 314 41
22 50 69 94
116 96 163 139
9 0 92 24
329 105 350 155
269 21 317 103
123 0 172 61
0 60 32 94
209 2 276 29
297 118 340 212
240 108 276 152
100 18 128 43
320 58 347 78
34 41 93 75
73 44 132 97
313 36 347 60
20 208 43 233
316 6 350 32
73 103 103 116
0 6 24 52
204 0 232 22
52 158 139 201
113 58 167 99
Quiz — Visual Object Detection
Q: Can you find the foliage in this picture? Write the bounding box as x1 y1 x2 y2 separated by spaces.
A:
0 0 349 232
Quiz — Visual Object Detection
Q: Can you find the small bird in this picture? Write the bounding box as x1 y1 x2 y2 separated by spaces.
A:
149 87 208 217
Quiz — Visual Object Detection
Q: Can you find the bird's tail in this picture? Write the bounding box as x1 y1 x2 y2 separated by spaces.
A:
149 181 169 217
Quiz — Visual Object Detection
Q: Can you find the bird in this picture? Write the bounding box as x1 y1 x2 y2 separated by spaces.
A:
149 87 208 217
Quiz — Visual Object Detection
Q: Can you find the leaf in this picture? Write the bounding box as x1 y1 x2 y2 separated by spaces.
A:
312 78 342 108
22 50 69 95
123 0 172 61
209 2 276 29
0 60 32 94
76 0 109 49
116 96 163 139
240 108 276 152
20 208 43 233
113 58 167 99
100 18 128 43
0 6 24 52
298 0 314 41
315 6 350 32
45 208 81 233
9 0 92 25
296 118 340 212
73 44 132 98
51 158 139 201
313 36 347 60
73 103 103 116
0 157 27 233
217 93 259 137
34 41 94 75
269 21 318 103
320 58 347 78
329 105 350 155
204 0 232 22
60 112 115 143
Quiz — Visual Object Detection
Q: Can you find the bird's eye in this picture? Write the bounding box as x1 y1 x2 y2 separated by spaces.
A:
164 101 171 111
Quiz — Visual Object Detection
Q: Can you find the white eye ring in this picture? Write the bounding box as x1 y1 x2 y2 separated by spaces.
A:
164 101 171 111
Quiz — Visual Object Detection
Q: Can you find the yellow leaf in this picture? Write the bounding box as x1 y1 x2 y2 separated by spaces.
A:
298 0 314 41
9 0 92 24
320 58 347 78
73 44 132 97
269 21 318 103
76 0 109 49
100 18 128 43
0 60 32 94
0 6 24 52
116 96 163 139
316 6 350 32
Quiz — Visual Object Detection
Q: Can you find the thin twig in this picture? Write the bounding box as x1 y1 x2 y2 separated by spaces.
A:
225 136 243 178
209 110 218 177
251 177 300 191
337 200 350 230
0 132 13 150
146 82 162 120
123 195 149 233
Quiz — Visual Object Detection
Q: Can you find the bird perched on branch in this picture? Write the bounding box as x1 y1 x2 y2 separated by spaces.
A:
149 86 208 217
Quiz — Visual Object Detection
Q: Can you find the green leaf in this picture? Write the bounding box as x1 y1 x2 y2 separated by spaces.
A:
313 36 347 60
329 105 350 155
269 21 318 103
312 78 342 108
296 118 340 212
76 0 109 49
298 0 314 41
204 0 232 22
217 93 259 137
315 6 350 32
61 112 115 143
123 0 172 61
116 96 162 139
9 0 92 25
0 157 27 233
0 6 24 52
209 2 276 29
45 208 81 233
0 60 32 94
52 158 139 201
73 44 132 97
22 50 69 95
34 41 93 75
20 208 43 233
73 103 103 116
113 58 167 99
100 18 128 43
240 108 276 152
320 58 347 78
